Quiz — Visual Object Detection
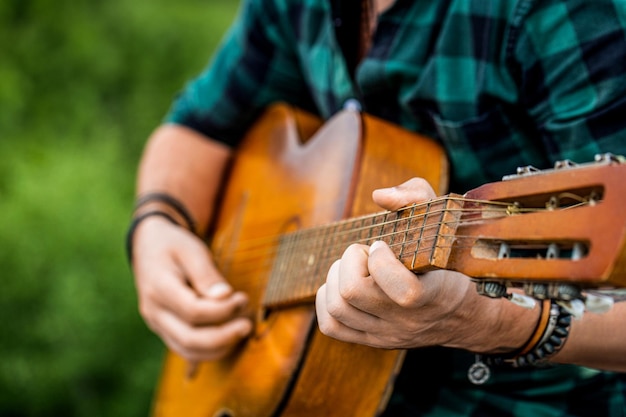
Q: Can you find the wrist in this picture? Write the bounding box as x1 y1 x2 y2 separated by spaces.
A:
487 293 545 354
126 192 198 265
455 288 541 355
125 210 181 265
134 192 197 234
484 300 572 367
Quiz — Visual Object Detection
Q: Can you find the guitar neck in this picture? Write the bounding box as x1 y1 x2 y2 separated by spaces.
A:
263 156 626 308
262 194 464 308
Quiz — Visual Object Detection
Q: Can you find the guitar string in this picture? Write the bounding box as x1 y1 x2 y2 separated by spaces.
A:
220 197 591 263
219 197 503 256
224 192 591 255
215 197 592 298
221 197 592 266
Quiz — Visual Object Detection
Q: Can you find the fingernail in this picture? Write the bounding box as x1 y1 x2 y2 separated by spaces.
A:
240 320 253 337
369 240 385 254
205 282 232 299
376 186 397 195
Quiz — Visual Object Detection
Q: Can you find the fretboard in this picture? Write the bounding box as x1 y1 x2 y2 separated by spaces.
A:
262 195 464 308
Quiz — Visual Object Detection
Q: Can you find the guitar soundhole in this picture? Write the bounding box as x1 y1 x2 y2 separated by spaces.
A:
214 409 234 417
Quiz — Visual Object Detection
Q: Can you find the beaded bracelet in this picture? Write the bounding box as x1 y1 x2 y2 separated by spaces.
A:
125 210 180 264
468 300 572 385
486 300 572 368
134 192 197 235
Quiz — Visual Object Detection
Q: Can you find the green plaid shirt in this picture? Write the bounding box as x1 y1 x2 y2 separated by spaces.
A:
166 0 626 415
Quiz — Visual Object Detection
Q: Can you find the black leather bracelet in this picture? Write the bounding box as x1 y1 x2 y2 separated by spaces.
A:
134 192 197 234
125 210 179 265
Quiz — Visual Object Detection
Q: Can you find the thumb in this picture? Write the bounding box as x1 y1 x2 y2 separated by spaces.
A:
372 177 437 211
174 234 233 300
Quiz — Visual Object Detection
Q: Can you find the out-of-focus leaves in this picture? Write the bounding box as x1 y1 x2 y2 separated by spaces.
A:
0 1 240 416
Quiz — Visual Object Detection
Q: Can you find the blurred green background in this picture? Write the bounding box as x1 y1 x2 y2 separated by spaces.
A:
0 0 240 416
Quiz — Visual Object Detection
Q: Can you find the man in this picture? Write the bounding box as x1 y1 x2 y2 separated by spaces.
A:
129 0 626 415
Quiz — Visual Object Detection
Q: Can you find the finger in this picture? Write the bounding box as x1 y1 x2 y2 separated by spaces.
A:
334 244 381 312
323 258 382 331
316 283 380 347
172 230 235 299
372 177 437 211
156 310 253 362
368 240 425 308
327 243 399 319
150 269 248 325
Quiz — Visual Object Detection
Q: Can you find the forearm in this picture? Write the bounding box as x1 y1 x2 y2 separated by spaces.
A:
446 284 541 355
135 123 232 236
467 285 626 372
551 300 626 372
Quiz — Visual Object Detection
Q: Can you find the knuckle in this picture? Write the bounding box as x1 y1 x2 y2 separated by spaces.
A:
367 254 386 274
408 177 429 187
337 279 359 302
396 291 419 308
181 303 206 324
138 298 155 322
176 330 203 352
325 298 345 320
343 243 367 260
317 318 335 337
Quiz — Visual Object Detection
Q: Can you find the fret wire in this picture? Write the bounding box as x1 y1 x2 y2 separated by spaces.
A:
361 215 369 246
398 205 412 260
378 212 389 244
416 200 431 262
366 213 374 244
388 210 399 246
302 228 317 296
284 232 298 299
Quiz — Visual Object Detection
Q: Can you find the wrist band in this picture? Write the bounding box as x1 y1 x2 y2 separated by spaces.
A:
134 192 197 234
514 299 551 357
485 300 572 368
468 299 572 385
125 210 179 265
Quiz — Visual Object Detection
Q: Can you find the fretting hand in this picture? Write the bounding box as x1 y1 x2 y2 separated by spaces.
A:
315 178 532 353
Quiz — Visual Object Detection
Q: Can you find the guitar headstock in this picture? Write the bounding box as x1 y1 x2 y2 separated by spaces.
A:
446 154 626 313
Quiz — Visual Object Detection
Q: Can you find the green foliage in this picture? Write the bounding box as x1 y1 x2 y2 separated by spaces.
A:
0 1 240 416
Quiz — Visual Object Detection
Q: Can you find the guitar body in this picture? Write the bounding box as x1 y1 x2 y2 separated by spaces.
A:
151 104 449 417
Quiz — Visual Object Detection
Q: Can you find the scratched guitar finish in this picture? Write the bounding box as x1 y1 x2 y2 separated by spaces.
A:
151 104 626 417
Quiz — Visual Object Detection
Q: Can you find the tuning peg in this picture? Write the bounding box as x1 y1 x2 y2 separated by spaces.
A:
516 165 540 176
554 159 577 169
556 299 585 320
594 153 626 164
507 292 537 309
473 280 508 298
583 292 614 314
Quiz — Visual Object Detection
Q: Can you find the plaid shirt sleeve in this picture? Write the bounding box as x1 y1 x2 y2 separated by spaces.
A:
164 0 319 147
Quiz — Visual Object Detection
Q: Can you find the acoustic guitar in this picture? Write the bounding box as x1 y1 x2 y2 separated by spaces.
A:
151 103 626 417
